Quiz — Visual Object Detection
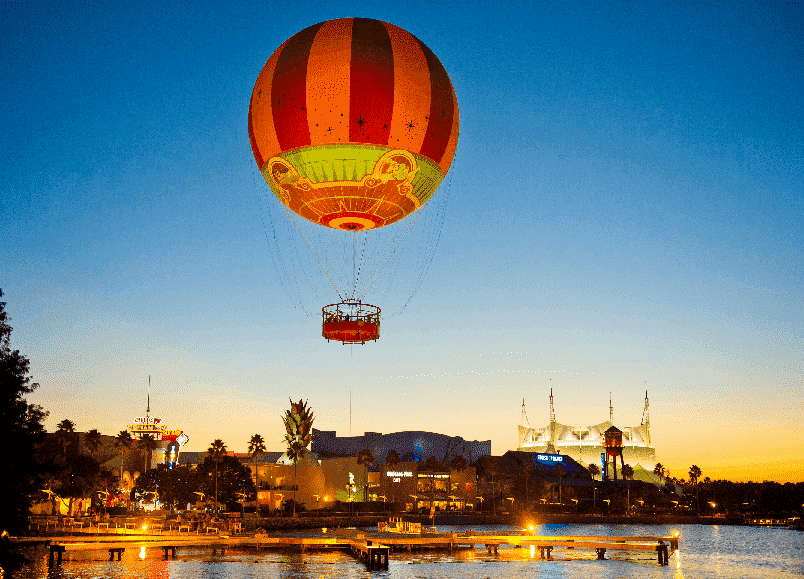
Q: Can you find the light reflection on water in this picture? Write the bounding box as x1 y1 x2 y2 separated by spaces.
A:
12 524 804 579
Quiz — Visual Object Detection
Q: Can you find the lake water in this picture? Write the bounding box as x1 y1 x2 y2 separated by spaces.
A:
11 524 804 579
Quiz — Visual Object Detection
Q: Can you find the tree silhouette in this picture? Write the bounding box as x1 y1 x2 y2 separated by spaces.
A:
56 419 77 454
622 464 634 480
385 449 400 467
207 439 227 513
115 430 134 494
138 433 158 474
622 464 634 513
248 433 266 489
0 289 48 533
84 428 102 458
689 464 702 515
654 463 665 484
357 449 374 502
587 463 601 480
196 454 255 510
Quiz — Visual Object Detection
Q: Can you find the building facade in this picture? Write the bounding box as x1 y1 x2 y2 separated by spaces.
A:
312 429 491 467
374 461 478 512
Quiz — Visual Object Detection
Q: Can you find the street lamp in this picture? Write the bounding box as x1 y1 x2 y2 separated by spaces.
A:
193 491 206 506
236 492 248 516
571 498 578 513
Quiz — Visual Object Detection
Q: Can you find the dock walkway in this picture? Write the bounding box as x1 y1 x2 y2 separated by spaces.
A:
32 529 678 569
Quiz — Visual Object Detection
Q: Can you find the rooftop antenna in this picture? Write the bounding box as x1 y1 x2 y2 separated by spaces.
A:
609 392 613 423
521 398 530 427
642 388 650 446
549 385 556 447
549 387 555 423
147 375 151 417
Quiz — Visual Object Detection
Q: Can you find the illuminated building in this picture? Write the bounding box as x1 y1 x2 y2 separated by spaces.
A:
517 390 657 475
374 462 477 512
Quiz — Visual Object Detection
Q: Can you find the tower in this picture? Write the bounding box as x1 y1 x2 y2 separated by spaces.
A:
521 398 530 428
603 426 625 481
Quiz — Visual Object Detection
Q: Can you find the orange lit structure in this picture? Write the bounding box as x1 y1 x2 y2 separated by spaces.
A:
322 302 380 344
603 426 626 481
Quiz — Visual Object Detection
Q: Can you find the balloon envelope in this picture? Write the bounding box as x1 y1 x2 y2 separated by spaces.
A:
249 18 459 231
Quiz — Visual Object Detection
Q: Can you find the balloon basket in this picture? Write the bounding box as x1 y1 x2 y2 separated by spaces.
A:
322 302 381 344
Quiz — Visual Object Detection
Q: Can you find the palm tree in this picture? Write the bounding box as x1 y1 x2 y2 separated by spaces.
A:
207 439 227 514
138 433 158 474
282 399 314 517
622 464 634 513
357 449 374 502
587 463 601 480
56 419 76 455
84 428 102 458
114 430 134 490
284 438 306 515
248 434 266 489
689 464 702 515
653 463 665 484
385 450 400 467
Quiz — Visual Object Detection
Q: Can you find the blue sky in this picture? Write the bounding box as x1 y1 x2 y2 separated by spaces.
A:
2 0 802 482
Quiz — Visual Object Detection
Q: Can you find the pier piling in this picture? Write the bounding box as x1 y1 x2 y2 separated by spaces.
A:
48 545 65 567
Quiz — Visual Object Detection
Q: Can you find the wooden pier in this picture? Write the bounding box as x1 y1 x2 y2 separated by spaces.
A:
38 529 678 569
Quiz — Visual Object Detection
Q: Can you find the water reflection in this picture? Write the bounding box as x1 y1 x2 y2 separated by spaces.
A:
13 524 804 579
674 545 684 579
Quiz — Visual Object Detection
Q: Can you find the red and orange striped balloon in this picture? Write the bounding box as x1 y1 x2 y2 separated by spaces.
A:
249 18 459 231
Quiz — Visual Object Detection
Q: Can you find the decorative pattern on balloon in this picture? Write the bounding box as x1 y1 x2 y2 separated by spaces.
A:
266 148 424 231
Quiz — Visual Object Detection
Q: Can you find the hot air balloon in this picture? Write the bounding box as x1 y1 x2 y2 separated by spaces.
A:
249 18 459 343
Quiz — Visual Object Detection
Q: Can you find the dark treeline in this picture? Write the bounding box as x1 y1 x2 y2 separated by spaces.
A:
695 479 804 515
